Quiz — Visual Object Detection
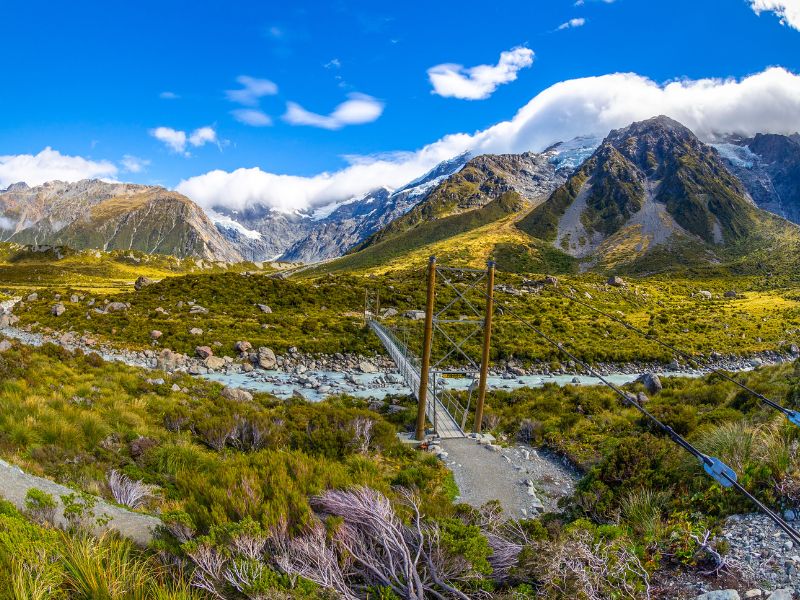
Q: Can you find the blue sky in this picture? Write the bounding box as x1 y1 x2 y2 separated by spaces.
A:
1 0 799 210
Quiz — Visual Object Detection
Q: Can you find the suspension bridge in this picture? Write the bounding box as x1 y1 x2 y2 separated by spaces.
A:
366 255 800 545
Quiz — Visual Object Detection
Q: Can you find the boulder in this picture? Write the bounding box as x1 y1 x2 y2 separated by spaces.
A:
134 276 154 291
257 347 277 370
195 346 213 359
69 294 79 303
381 307 399 318
221 386 253 402
150 330 163 340
204 356 225 370
358 361 379 374
697 290 713 299
0 340 12 353
189 305 208 314
257 304 272 314
156 349 186 372
105 302 129 313
694 592 740 600
636 372 662 395
189 328 203 335
544 275 558 286
51 303 66 316
404 310 426 320
766 590 794 600
26 292 38 302
235 340 252 353
724 290 738 299
607 276 625 287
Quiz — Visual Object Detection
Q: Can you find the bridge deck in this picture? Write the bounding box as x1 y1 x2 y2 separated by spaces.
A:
369 320 464 438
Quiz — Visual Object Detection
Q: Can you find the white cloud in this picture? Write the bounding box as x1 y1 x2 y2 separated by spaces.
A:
0 147 118 188
558 18 586 30
121 155 150 173
159 91 179 100
427 46 534 100
231 109 273 127
226 76 278 106
149 126 218 155
283 93 384 130
179 67 800 215
748 0 800 30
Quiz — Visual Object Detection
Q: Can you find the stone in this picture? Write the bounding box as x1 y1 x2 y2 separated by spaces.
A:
26 292 38 302
189 305 208 314
134 276 154 291
636 372 663 395
694 591 740 600
607 276 625 287
724 290 738 298
743 592 762 599
204 356 225 370
51 303 66 316
105 302 129 313
129 436 158 460
235 340 252 353
189 328 203 335
257 304 272 314
150 330 163 340
257 347 277 370
171 383 181 392
0 340 12 353
544 275 558 286
381 307 399 318
766 591 793 600
697 290 713 299
70 294 79 303
358 361 379 373
404 310 426 320
195 346 213 359
221 386 253 402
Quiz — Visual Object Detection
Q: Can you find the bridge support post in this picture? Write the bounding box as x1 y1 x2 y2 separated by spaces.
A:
416 256 437 440
474 260 495 433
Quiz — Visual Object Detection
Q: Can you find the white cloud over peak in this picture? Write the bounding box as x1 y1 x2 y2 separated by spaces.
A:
226 76 278 106
427 47 534 100
283 93 384 130
558 18 586 30
179 67 800 216
0 147 118 188
231 109 273 127
748 0 800 30
150 126 218 155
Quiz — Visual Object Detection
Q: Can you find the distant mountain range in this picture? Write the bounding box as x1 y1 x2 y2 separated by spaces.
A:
0 118 798 272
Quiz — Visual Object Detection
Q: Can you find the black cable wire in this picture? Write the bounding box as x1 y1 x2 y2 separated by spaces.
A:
551 287 797 419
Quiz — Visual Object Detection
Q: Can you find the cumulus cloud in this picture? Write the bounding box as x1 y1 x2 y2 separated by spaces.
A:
121 155 150 173
150 126 218 155
226 76 278 106
427 47 534 100
283 93 384 130
748 0 800 30
558 18 586 30
179 67 800 215
231 109 273 127
0 147 118 188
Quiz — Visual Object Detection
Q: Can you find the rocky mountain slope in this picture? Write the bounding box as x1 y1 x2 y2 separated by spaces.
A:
516 116 790 269
0 180 242 262
714 132 800 224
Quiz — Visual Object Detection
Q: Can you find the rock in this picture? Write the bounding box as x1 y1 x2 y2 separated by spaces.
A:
381 307 399 318
134 276 154 290
744 591 762 599
404 310 426 320
607 276 625 287
571 377 580 384
129 436 158 460
150 330 162 340
195 346 213 359
235 340 252 353
69 294 79 303
636 372 662 395
509 366 526 377
697 290 713 299
724 290 738 298
51 303 66 316
695 591 740 600
189 328 203 335
544 275 559 286
221 386 253 402
26 292 38 302
156 349 186 372
766 590 794 600
790 344 800 356
189 305 208 315
105 302 129 313
358 361 379 374
204 356 225 370
257 304 272 314
0 340 12 353
257 347 277 370
171 383 181 392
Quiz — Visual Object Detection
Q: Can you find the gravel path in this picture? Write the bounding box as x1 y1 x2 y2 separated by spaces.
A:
0 458 161 545
438 437 578 518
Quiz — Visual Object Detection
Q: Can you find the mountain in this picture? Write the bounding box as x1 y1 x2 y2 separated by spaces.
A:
354 144 596 252
517 116 782 269
0 179 242 262
713 133 800 224
210 152 471 263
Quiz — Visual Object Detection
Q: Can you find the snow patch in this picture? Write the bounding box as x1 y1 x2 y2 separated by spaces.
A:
711 143 758 169
206 209 263 240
